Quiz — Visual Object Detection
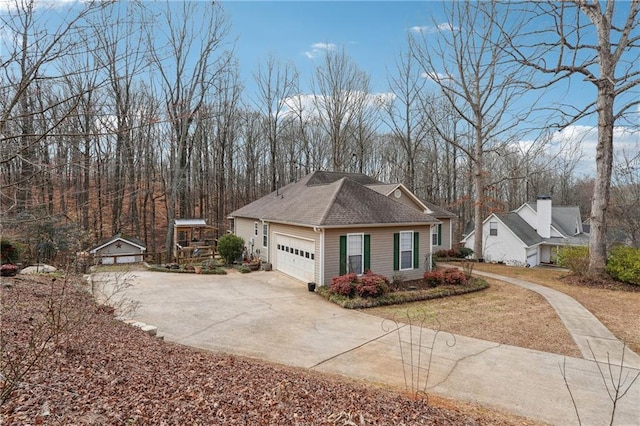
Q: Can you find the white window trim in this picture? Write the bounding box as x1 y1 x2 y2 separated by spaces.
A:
262 223 268 247
254 222 259 237
399 230 414 271
489 221 498 236
347 233 364 275
431 226 439 246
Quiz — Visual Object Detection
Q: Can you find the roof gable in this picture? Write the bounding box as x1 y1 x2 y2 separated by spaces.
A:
89 234 146 253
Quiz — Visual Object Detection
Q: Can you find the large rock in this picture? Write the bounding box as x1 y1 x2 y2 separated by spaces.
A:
19 264 57 274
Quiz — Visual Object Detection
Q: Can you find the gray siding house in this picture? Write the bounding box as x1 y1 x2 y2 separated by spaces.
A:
229 171 444 286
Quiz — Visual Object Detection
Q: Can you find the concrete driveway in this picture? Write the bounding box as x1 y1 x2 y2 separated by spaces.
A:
93 269 640 425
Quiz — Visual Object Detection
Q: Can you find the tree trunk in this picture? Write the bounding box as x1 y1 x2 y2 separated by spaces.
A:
588 77 615 277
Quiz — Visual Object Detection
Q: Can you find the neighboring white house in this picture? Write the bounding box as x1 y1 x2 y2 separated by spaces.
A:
89 234 146 265
461 196 589 267
229 171 449 286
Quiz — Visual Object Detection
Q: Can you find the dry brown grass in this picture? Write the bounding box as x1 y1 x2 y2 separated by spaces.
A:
366 263 640 357
470 263 640 354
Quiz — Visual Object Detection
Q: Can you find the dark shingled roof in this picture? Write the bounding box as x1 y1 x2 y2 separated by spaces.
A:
423 200 457 219
495 212 544 247
528 202 583 237
230 171 439 227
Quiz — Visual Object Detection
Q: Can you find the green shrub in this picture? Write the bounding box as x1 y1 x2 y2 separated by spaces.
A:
557 246 589 275
202 258 224 269
0 238 22 264
236 265 251 274
217 234 244 265
434 247 474 259
606 246 640 286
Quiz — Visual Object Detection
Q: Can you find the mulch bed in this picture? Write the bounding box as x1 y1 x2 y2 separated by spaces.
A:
561 274 640 292
1 274 529 425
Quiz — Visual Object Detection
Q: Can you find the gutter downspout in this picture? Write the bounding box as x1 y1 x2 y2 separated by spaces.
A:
314 226 324 286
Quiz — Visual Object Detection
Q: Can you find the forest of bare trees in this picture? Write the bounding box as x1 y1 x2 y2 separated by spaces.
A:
1 1 638 270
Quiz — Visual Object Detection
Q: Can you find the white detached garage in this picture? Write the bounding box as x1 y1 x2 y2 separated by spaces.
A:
89 234 146 265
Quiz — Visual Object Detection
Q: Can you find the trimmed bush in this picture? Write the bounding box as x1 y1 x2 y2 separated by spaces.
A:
217 234 245 265
330 273 357 297
236 265 252 274
355 272 390 298
557 246 589 275
329 272 390 298
442 268 468 285
0 263 19 276
0 238 21 264
606 246 640 286
423 268 467 286
423 270 444 287
434 247 474 259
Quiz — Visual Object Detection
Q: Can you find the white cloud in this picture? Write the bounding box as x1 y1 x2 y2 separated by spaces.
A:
548 124 639 176
421 71 449 82
304 42 337 59
409 22 456 34
280 91 394 121
0 0 77 12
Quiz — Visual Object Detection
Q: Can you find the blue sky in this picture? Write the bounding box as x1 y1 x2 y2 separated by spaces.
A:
222 1 639 176
223 1 440 94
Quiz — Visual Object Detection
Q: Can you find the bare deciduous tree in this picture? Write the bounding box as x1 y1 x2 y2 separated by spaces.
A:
501 0 640 276
411 0 535 259
146 1 231 260
312 48 370 171
253 53 298 191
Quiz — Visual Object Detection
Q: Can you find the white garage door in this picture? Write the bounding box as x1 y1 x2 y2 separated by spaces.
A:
275 234 315 283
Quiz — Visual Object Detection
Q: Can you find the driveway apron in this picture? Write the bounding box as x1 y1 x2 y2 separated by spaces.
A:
94 269 640 425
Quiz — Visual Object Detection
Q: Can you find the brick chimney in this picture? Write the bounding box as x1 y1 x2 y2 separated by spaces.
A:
537 196 552 238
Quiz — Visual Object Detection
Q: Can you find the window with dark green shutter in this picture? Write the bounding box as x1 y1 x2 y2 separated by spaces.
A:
341 234 369 275
364 234 370 272
393 233 399 271
339 235 347 275
413 231 419 269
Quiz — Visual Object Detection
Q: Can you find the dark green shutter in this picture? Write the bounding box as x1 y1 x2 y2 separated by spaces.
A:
393 233 399 271
339 235 347 275
414 232 420 269
364 234 371 272
437 224 442 246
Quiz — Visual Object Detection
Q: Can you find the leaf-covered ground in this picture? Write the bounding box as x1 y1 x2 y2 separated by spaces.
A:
1 275 538 425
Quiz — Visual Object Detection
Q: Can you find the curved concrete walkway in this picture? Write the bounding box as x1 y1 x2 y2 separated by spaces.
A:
442 265 640 369
94 269 640 425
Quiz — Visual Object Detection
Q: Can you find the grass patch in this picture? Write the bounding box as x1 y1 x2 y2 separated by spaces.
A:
317 278 488 309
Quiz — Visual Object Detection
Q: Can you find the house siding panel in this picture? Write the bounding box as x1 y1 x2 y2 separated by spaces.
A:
234 217 261 259
481 220 527 266
394 191 424 211
323 225 432 286
432 218 453 251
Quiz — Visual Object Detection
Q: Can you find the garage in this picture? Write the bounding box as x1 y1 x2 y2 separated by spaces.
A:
274 234 315 283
